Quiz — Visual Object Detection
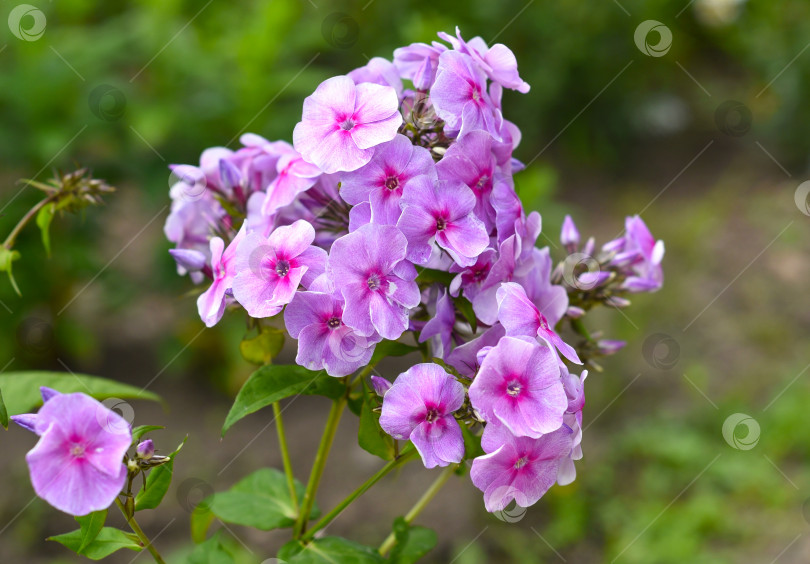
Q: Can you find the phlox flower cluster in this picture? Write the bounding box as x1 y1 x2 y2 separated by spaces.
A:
164 28 664 512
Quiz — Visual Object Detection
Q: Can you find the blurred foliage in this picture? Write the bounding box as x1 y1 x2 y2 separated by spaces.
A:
1 0 809 562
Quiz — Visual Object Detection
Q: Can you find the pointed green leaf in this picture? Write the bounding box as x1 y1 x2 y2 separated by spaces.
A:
0 388 8 430
0 371 161 416
222 365 343 436
279 537 384 563
131 425 165 444
75 510 107 552
135 436 187 511
387 517 437 564
239 327 285 366
36 202 55 257
187 533 234 564
210 468 317 530
49 527 142 559
0 247 21 295
358 383 395 460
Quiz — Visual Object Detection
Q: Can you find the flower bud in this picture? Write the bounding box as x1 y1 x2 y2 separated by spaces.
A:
597 339 626 355
370 375 392 397
136 439 155 460
566 306 586 319
605 296 631 308
560 215 580 251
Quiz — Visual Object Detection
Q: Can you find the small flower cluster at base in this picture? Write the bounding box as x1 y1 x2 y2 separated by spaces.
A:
163 27 665 512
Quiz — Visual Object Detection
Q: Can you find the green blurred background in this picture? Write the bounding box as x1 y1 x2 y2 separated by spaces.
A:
2 0 810 562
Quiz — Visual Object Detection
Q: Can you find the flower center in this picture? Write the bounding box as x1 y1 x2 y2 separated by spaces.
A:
340 118 356 131
275 259 291 277
436 217 447 231
514 456 528 469
471 87 481 102
367 273 382 291
507 380 522 397
476 174 489 190
69 443 86 458
384 175 400 191
425 408 440 423
327 316 341 329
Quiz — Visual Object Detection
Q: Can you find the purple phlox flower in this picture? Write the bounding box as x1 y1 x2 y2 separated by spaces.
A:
393 41 447 90
261 146 322 216
430 50 501 139
449 248 497 301
471 421 573 512
284 289 381 377
370 375 392 397
419 288 457 359
491 180 541 245
439 27 530 93
621 215 664 292
397 179 489 267
348 56 404 98
496 282 581 365
275 173 350 249
560 214 580 251
469 336 567 438
13 389 131 516
326 223 420 340
340 134 436 226
164 193 225 268
232 219 327 318
245 191 275 237
169 248 208 284
436 130 499 230
197 225 246 327
379 363 465 468
558 367 587 486
293 76 402 174
446 323 505 379
517 247 569 327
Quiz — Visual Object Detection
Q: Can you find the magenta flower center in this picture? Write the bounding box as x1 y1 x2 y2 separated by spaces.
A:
471 87 481 102
514 456 528 469
475 174 490 190
275 259 291 277
327 316 341 329
436 217 447 231
69 443 86 458
367 273 382 291
340 117 356 131
384 175 400 191
425 407 440 423
506 380 522 397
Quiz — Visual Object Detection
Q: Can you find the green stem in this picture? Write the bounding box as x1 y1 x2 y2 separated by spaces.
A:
378 464 456 556
273 401 298 516
2 193 56 250
114 498 166 564
294 396 347 538
302 446 417 541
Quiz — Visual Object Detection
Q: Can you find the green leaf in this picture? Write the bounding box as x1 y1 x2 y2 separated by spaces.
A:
0 371 161 416
210 468 317 531
0 247 21 296
386 517 438 564
222 365 343 436
187 533 234 564
0 388 8 430
279 537 385 563
415 267 455 287
135 436 187 511
189 497 216 544
239 326 285 366
36 202 55 257
75 510 107 552
49 527 142 560
454 296 477 333
461 423 484 460
131 425 165 443
358 383 395 460
369 341 420 366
